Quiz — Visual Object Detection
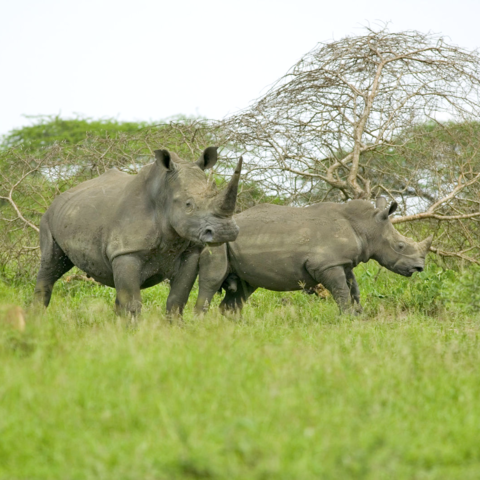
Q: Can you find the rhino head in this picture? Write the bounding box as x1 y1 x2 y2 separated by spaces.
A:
369 197 432 277
152 146 241 245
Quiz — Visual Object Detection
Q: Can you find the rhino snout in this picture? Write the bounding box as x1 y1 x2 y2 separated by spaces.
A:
199 222 239 245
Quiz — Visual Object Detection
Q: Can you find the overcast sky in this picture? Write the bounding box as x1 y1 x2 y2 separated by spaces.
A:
1 0 480 136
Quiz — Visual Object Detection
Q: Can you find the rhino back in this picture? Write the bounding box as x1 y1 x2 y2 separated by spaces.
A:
228 204 361 291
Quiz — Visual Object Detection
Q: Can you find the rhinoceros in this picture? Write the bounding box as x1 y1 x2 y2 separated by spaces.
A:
34 147 242 316
194 198 432 314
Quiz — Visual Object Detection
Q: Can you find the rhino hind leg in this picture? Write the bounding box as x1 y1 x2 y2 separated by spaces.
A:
34 225 74 307
219 279 256 314
305 261 354 315
345 269 363 313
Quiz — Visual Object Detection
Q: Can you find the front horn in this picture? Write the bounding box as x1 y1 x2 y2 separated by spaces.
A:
217 156 243 216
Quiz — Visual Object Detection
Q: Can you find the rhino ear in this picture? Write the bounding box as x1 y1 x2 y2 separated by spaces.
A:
377 201 398 221
155 149 175 171
196 146 218 170
375 196 387 210
388 201 398 216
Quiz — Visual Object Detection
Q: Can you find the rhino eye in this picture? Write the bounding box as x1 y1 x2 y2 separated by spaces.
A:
398 242 405 250
185 199 195 211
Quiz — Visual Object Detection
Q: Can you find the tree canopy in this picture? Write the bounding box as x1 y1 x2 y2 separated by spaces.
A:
0 115 155 153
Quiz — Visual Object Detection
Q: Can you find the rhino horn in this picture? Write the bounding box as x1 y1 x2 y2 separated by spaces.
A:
419 235 433 254
217 156 243 216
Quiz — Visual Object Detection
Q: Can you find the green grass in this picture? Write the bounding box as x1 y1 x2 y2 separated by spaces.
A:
1 264 480 479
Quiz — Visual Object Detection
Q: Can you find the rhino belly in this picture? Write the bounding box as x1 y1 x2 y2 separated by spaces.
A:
49 215 114 287
59 236 114 286
230 251 315 291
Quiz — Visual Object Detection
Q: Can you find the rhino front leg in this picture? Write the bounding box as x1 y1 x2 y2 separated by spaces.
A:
345 268 363 313
166 248 202 316
112 255 142 317
306 262 353 314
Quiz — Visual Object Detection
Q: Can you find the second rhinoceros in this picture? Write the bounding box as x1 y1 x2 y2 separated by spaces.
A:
34 147 242 316
195 198 432 314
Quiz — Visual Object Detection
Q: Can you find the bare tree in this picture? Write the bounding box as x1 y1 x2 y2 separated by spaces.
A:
221 27 480 261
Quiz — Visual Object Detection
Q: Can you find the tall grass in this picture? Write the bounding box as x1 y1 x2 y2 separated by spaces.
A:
1 264 480 479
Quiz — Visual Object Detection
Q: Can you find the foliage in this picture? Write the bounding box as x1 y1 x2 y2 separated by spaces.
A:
441 264 480 313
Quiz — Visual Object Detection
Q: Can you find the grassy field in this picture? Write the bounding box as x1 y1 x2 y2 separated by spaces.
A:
1 263 480 479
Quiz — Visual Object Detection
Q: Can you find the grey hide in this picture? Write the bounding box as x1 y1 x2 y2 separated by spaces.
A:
195 198 432 315
34 147 242 316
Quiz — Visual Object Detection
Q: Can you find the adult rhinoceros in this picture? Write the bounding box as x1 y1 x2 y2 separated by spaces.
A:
194 198 432 315
34 147 242 316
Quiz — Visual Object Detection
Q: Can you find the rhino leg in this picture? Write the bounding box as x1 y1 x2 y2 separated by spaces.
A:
166 248 201 316
305 262 354 314
112 255 142 317
195 244 229 314
34 223 74 307
345 269 363 313
220 279 256 313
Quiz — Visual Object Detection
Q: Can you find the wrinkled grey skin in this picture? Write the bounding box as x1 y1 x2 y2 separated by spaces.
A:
195 198 432 315
34 147 242 316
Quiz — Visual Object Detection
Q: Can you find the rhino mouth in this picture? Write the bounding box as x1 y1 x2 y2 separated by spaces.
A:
404 265 424 277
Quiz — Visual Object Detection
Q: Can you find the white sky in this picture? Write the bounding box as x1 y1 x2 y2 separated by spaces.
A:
1 0 480 136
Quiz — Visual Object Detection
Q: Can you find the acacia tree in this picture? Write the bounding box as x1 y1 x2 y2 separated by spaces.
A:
222 27 480 261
